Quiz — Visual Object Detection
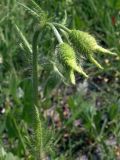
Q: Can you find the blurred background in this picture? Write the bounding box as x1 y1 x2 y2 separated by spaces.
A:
0 0 120 159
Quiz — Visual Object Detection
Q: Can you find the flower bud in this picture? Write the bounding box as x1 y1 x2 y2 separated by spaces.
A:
68 30 117 69
69 30 97 55
56 42 88 84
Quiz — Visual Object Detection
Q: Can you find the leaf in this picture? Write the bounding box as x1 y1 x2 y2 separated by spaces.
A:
109 0 120 9
0 145 6 158
5 153 21 160
0 146 22 160
14 24 32 54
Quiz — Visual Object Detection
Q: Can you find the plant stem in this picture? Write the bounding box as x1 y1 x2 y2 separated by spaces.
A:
52 22 70 33
32 31 40 159
32 30 39 160
32 30 40 107
32 31 46 160
47 23 63 44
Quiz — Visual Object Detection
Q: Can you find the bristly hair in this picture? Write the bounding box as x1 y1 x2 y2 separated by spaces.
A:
28 106 55 159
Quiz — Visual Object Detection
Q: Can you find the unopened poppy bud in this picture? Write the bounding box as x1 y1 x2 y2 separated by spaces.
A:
68 29 117 69
69 30 97 55
69 30 117 55
56 42 88 84
53 23 117 57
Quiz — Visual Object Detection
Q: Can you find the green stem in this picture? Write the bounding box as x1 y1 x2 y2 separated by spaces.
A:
32 31 39 160
47 23 63 44
52 22 70 33
32 30 40 107
32 31 46 160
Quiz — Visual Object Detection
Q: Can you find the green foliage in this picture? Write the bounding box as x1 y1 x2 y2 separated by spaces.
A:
0 145 22 160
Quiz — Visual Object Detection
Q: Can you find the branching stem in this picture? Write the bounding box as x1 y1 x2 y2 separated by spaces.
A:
52 22 70 33
47 23 63 44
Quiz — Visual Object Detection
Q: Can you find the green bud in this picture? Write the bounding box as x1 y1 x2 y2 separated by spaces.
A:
68 29 116 69
69 30 97 55
56 42 88 84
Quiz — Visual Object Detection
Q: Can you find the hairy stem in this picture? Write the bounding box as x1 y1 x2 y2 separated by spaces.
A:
53 22 70 33
32 30 40 159
47 23 63 44
32 30 40 107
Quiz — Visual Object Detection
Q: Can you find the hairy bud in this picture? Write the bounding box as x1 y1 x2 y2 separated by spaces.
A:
56 42 88 84
69 30 97 55
68 30 117 69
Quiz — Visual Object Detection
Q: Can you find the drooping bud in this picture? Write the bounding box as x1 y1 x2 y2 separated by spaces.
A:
68 29 117 69
69 30 97 54
56 42 88 84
